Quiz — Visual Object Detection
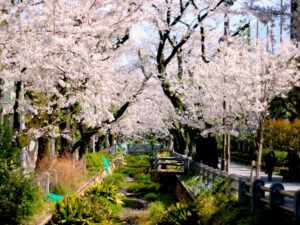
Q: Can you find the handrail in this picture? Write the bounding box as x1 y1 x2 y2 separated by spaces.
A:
163 149 300 223
279 190 295 199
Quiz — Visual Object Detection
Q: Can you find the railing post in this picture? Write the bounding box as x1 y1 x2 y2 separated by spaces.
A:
207 168 214 185
239 177 250 202
270 183 285 210
183 156 190 174
295 190 300 224
155 155 159 172
203 165 208 185
228 174 239 194
50 168 58 185
199 164 204 176
43 172 50 195
252 179 265 211
213 169 221 183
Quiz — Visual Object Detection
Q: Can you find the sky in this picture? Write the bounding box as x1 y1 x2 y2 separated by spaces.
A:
131 0 291 49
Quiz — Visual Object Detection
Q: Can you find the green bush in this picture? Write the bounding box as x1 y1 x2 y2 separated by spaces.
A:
264 119 300 152
148 201 165 220
155 203 198 225
85 183 123 206
0 124 21 164
49 195 122 224
0 163 42 224
50 182 67 196
104 172 126 187
274 151 288 166
83 153 103 172
83 152 113 173
262 149 288 167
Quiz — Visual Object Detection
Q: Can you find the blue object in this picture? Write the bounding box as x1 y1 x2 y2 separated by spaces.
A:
102 157 109 174
46 193 64 202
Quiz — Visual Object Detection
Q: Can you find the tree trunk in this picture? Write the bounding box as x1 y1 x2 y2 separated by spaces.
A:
169 128 187 155
96 135 105 151
193 134 219 169
13 81 22 131
225 134 231 172
0 78 4 125
256 120 265 179
36 136 50 170
222 134 231 172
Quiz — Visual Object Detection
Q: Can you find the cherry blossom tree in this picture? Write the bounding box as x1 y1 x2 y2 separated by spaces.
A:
1 0 151 162
187 38 300 177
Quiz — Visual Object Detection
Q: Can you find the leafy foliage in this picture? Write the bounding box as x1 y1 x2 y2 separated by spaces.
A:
144 154 156 173
83 152 112 173
85 183 123 206
0 125 41 224
155 203 198 225
49 195 122 225
0 163 42 224
0 125 20 164
264 119 300 152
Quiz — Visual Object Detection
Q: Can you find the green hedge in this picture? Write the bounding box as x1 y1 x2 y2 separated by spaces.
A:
232 149 294 167
83 152 113 173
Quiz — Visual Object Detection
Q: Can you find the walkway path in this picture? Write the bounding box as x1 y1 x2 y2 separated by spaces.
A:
227 160 300 193
224 160 300 210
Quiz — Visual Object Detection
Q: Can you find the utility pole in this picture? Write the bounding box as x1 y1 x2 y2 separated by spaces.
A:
280 0 283 43
221 10 231 173
291 0 300 42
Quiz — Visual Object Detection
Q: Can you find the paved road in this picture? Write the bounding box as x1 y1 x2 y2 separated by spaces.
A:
222 160 300 211
226 160 300 194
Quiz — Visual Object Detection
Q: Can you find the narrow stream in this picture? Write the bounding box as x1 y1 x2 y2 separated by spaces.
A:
115 155 178 225
119 176 149 224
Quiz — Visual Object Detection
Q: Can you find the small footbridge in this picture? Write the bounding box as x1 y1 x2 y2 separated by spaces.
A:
154 156 189 174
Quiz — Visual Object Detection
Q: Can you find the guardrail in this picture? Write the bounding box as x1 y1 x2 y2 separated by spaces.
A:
169 150 300 223
239 179 300 222
155 156 187 173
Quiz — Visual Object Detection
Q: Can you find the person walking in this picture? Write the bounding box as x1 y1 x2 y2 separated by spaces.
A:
286 148 299 181
264 149 276 181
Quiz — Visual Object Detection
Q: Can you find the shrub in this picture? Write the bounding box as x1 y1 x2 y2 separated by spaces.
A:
0 163 42 224
262 149 288 167
105 172 126 187
83 152 113 173
144 154 156 173
85 183 123 206
49 195 122 224
148 201 165 220
83 153 104 173
0 125 21 164
264 119 300 152
155 203 198 225
50 182 66 196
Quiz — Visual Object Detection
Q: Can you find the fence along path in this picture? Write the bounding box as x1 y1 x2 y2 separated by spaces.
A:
170 150 300 223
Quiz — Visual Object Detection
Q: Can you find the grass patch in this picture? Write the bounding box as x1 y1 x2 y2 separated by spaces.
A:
145 192 177 206
180 173 203 186
121 197 145 209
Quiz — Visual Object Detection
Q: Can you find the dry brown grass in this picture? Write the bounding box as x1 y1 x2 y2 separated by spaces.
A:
35 155 88 194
